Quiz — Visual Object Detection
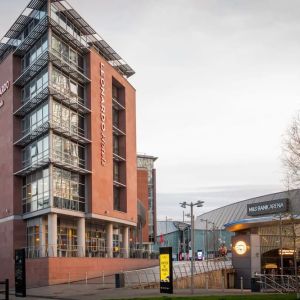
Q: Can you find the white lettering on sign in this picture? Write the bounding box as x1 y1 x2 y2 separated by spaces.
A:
0 80 10 110
100 63 106 166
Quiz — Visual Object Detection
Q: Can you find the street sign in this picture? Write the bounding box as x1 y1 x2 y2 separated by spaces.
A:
159 247 173 294
15 249 26 297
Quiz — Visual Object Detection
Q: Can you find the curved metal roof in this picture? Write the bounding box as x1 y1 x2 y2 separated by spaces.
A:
195 189 300 230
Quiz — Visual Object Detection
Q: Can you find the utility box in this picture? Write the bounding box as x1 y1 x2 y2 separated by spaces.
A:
115 273 125 288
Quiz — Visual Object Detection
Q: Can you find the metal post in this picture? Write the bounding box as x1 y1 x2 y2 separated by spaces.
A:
206 220 209 266
68 272 70 285
85 272 87 285
240 276 243 293
191 203 194 294
102 271 105 288
279 214 284 277
205 274 209 290
5 279 9 300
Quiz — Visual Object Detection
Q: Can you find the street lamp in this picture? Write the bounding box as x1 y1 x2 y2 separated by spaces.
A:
180 200 204 294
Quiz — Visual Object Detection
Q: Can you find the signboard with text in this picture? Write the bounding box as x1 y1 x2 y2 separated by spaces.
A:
15 248 26 297
247 198 288 216
159 247 173 294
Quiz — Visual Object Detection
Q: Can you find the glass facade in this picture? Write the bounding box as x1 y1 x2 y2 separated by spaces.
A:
137 156 157 242
112 83 126 212
22 168 50 213
15 2 88 216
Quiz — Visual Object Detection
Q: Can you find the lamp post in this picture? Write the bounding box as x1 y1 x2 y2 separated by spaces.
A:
180 200 204 294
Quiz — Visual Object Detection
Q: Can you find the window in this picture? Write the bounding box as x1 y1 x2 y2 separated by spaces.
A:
22 135 49 168
52 101 84 137
22 168 50 213
22 68 48 103
22 102 49 135
51 35 83 71
51 68 84 103
52 135 84 168
53 167 85 212
21 33 48 71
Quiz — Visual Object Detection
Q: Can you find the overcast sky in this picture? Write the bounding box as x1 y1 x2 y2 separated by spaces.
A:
2 0 300 220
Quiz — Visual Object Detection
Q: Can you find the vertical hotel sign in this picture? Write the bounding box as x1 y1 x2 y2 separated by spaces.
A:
0 80 10 108
100 63 106 166
159 247 173 294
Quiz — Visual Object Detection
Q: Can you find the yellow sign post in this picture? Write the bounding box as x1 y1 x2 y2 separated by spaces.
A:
159 247 173 294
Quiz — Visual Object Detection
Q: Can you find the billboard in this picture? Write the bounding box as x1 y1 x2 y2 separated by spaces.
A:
247 198 288 216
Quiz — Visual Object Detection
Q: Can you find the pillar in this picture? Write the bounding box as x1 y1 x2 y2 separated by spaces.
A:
39 217 46 257
48 213 57 257
77 217 85 257
106 223 113 258
123 226 129 258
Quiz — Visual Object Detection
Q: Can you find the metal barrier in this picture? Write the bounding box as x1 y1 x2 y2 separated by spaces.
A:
26 245 159 259
0 279 9 300
123 257 233 288
254 274 300 293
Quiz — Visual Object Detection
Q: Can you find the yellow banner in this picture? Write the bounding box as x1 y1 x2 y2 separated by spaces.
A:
160 254 170 282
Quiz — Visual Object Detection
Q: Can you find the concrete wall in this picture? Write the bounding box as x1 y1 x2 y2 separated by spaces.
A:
26 258 158 287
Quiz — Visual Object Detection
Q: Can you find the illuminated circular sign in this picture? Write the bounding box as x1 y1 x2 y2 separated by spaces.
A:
234 241 247 255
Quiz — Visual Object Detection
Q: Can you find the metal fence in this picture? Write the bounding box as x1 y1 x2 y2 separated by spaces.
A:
255 274 300 293
123 258 233 288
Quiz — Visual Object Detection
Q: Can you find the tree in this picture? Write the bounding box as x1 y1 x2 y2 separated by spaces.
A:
282 112 300 189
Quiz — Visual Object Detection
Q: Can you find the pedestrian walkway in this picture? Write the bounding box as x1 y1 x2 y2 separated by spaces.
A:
9 285 251 300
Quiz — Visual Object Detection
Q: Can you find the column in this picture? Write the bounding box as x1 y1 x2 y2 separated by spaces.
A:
106 223 113 258
77 218 86 257
39 217 46 257
48 213 57 257
123 226 129 258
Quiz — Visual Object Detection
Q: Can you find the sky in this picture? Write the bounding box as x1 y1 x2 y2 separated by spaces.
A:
2 0 300 220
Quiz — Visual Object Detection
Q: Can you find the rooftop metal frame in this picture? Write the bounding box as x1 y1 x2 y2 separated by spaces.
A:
0 0 135 78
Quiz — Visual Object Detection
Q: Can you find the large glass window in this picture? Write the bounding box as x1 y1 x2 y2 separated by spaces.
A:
52 134 85 168
27 225 40 258
51 68 84 103
53 167 85 212
22 135 49 168
22 168 50 213
57 221 77 257
21 102 49 136
21 68 48 103
52 101 84 137
51 35 83 72
21 34 48 71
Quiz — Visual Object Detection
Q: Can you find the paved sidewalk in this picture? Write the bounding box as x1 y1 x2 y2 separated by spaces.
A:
9 285 251 300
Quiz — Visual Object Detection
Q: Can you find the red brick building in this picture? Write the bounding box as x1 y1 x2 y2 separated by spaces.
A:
0 0 157 286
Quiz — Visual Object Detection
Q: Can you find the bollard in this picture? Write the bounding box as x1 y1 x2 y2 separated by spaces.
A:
68 272 71 285
222 275 225 291
102 271 105 288
5 279 9 300
85 272 88 285
240 276 243 293
205 275 209 290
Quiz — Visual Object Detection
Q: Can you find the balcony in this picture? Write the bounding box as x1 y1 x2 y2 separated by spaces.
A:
14 50 49 87
14 50 90 88
14 121 49 147
113 125 126 136
15 152 90 176
112 97 125 111
14 85 49 117
14 15 48 57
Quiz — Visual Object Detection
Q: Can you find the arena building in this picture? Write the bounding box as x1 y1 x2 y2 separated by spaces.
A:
196 189 300 288
0 0 157 286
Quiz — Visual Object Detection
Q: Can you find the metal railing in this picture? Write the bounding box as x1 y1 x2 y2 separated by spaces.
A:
255 274 300 293
124 257 232 288
26 245 159 260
